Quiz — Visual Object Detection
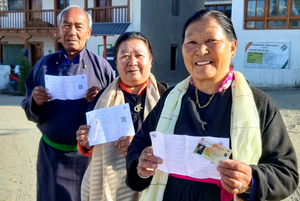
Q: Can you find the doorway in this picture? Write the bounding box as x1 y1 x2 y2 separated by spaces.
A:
30 42 44 67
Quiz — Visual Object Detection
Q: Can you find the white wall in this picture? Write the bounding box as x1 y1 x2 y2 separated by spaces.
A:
232 1 300 87
112 0 127 6
70 0 84 8
128 0 141 32
88 0 94 7
42 0 54 9
87 35 120 57
2 36 55 62
2 37 23 44
29 37 55 56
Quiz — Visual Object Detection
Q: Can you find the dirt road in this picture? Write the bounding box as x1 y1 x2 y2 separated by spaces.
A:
0 95 40 201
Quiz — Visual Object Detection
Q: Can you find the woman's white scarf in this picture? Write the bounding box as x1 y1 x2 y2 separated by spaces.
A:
139 71 262 201
81 74 161 201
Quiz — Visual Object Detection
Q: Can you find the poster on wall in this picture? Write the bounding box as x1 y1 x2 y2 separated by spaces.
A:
244 42 290 69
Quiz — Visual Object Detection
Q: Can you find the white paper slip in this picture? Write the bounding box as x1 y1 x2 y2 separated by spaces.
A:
86 103 135 146
150 131 230 180
45 74 88 100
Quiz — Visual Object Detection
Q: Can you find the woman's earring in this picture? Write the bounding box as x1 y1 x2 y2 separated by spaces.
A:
231 53 235 58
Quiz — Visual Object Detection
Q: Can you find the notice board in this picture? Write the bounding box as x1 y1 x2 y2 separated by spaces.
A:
244 42 290 69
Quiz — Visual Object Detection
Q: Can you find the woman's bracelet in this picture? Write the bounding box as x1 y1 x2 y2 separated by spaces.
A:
136 166 150 179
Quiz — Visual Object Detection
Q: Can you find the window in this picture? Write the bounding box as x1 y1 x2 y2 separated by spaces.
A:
171 45 178 71
8 0 23 10
205 4 232 19
0 0 7 11
245 0 300 29
57 0 69 9
0 0 7 16
96 0 112 7
172 0 179 16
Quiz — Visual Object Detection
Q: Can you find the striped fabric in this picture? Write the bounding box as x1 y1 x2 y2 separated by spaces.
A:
81 74 161 201
139 71 262 201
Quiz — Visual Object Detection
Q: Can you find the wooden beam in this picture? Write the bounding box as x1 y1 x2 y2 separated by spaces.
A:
54 0 57 27
84 0 88 10
22 35 32 59
287 0 291 28
265 0 269 29
23 0 27 28
127 0 130 22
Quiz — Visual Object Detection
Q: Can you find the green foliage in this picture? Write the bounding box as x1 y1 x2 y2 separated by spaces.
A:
17 57 32 95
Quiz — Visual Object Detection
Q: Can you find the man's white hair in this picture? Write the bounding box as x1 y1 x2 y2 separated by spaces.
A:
58 5 92 29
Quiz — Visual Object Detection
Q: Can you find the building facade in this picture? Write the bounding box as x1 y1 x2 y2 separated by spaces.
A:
232 0 300 87
0 0 204 85
0 0 130 67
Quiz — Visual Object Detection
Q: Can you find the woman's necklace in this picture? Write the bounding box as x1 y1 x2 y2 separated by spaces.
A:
195 87 216 109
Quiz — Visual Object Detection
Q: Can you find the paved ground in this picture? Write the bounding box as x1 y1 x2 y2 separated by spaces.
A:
0 88 299 201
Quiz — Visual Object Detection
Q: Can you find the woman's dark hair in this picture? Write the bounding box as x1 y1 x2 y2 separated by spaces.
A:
182 10 237 43
114 32 153 61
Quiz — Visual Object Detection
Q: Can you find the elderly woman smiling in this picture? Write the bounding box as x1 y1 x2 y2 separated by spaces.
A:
126 10 298 201
76 32 169 201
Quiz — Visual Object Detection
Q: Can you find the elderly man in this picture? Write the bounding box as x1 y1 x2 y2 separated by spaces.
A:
21 5 114 201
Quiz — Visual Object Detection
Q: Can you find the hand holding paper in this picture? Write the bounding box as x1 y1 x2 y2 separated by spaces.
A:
86 103 135 146
137 146 163 178
150 131 231 180
45 74 88 100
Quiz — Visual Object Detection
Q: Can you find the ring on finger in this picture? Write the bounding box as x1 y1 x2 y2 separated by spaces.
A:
235 181 242 190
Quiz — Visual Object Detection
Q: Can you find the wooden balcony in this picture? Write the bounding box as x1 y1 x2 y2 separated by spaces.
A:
0 6 129 36
86 6 129 23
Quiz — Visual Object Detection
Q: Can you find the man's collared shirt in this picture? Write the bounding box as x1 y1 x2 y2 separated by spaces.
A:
61 48 80 65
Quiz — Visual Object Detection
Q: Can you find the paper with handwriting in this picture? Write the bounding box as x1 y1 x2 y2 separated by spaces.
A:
150 131 231 180
45 74 87 100
86 103 135 146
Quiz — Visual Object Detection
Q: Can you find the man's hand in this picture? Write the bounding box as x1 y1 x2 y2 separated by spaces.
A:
85 86 100 102
32 86 51 106
76 125 93 150
115 136 134 157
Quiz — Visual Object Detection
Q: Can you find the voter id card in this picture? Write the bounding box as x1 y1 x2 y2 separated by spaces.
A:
193 137 232 164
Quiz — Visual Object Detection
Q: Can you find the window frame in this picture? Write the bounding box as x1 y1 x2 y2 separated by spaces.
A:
170 44 178 71
205 4 232 19
0 0 7 10
57 0 70 9
244 0 300 29
0 0 7 17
